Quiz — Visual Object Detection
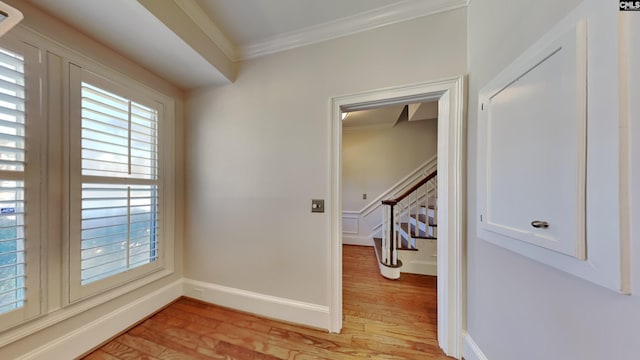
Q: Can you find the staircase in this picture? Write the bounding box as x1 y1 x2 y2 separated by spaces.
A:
373 170 437 280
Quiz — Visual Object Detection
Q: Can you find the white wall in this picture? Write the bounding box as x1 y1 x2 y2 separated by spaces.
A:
342 118 437 211
467 1 640 359
185 8 466 309
0 1 185 358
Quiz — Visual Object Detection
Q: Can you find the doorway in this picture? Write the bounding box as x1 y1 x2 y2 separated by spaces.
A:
329 77 465 358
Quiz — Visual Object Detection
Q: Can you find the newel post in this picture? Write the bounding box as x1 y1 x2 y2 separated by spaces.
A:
382 199 398 266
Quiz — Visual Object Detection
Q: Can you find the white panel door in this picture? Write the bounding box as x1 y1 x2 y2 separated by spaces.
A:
480 21 587 259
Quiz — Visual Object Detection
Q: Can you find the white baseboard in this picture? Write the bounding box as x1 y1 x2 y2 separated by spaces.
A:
17 280 183 360
463 332 489 360
342 234 373 246
183 279 330 330
10 279 329 359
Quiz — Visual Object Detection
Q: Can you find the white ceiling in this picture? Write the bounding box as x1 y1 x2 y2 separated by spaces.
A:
25 0 229 89
343 105 406 130
343 101 438 130
22 0 467 89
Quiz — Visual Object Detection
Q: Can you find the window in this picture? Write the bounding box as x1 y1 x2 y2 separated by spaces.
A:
69 65 173 301
0 47 27 316
0 26 175 340
79 83 159 285
0 39 42 330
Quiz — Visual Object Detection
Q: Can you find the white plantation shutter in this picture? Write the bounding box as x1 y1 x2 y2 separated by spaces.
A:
81 83 158 179
0 40 42 330
0 48 26 315
70 65 165 299
79 83 159 285
80 183 159 285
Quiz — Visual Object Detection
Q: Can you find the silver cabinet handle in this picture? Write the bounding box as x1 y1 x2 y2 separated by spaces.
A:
531 220 549 229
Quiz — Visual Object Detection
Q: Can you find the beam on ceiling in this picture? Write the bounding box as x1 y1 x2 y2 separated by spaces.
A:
138 0 236 83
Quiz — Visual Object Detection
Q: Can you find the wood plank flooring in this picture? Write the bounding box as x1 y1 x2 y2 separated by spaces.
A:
82 245 452 359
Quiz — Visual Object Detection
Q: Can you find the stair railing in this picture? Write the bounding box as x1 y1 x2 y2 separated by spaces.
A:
381 170 437 267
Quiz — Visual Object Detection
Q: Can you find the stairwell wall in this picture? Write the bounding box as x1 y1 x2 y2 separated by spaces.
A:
342 118 437 246
185 7 466 323
342 118 438 212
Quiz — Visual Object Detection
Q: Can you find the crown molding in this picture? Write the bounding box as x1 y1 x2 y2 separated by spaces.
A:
173 0 238 61
238 0 467 61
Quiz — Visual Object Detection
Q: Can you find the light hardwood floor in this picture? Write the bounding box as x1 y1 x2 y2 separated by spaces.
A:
82 245 452 359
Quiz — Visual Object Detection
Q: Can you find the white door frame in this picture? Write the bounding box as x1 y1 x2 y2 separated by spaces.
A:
329 76 465 358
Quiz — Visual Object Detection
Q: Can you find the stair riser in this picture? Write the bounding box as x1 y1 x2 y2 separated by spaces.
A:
398 226 436 249
398 239 437 276
416 207 436 216
409 217 437 234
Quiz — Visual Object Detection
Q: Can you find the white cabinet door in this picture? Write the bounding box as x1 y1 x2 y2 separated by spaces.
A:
477 0 631 294
479 20 587 259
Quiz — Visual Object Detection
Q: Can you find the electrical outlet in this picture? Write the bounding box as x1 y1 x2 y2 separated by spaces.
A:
362 193 367 200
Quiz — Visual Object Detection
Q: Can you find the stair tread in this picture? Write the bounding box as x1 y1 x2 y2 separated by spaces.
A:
399 223 437 242
412 214 437 226
398 247 419 251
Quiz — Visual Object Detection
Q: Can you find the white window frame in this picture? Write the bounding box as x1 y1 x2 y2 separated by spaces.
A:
68 63 175 302
0 35 44 331
0 24 179 344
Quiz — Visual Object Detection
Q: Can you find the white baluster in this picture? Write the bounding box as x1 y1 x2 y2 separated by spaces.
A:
382 205 388 264
393 205 399 266
433 177 438 225
408 188 420 240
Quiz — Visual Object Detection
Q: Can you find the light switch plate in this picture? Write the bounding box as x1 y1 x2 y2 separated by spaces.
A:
311 199 324 213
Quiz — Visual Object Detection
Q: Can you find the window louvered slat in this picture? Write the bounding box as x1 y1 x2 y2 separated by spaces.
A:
0 66 23 85
0 78 24 94
0 92 24 107
0 48 26 316
0 51 25 69
79 81 160 286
